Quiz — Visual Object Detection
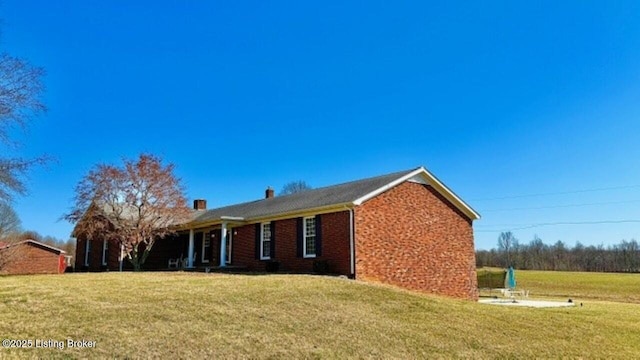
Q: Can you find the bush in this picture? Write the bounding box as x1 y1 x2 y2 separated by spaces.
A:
477 269 507 289
313 260 330 274
265 261 280 272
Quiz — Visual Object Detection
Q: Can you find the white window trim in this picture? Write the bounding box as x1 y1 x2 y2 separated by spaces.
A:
84 240 90 266
201 233 210 263
260 222 271 260
101 239 108 266
303 216 316 258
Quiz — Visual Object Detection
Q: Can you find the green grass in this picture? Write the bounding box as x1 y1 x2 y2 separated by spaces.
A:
516 270 640 303
1 271 639 359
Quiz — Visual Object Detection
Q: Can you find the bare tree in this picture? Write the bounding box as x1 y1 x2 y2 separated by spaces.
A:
479 234 640 273
0 242 18 273
0 52 47 201
65 154 191 271
280 180 312 195
497 231 517 267
0 205 21 272
0 202 21 237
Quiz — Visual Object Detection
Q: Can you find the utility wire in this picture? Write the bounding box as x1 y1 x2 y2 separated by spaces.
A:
475 223 531 227
475 219 640 233
470 184 640 202
481 199 640 212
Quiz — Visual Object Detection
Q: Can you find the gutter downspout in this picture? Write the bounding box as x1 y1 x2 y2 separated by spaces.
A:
346 206 355 278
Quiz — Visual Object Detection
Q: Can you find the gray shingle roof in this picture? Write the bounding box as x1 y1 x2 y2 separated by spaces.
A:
190 168 418 224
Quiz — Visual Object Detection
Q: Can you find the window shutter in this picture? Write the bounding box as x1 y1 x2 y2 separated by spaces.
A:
270 221 276 258
296 217 303 258
255 223 261 260
315 214 322 257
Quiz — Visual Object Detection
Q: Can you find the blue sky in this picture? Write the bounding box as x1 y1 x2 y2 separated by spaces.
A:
2 1 640 250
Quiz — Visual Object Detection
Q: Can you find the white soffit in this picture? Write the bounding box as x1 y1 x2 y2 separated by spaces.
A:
407 174 429 185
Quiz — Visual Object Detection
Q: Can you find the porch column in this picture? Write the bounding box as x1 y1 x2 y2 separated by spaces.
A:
220 222 227 268
119 243 124 272
187 229 195 268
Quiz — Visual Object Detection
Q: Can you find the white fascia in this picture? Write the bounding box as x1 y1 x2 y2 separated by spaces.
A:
220 216 245 221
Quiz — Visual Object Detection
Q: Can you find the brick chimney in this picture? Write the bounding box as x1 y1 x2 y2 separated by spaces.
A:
265 187 275 199
193 199 207 210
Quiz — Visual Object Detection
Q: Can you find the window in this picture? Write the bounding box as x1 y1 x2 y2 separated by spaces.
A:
260 223 271 260
303 217 316 258
202 233 211 263
84 239 91 266
102 240 108 266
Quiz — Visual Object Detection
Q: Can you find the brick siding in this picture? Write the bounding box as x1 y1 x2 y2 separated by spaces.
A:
355 181 479 300
233 211 351 275
74 236 107 271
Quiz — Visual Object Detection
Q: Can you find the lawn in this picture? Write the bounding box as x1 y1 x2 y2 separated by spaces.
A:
478 267 640 303
1 271 639 359
516 270 640 304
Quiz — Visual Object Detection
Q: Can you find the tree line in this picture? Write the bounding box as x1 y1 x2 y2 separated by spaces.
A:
476 231 640 273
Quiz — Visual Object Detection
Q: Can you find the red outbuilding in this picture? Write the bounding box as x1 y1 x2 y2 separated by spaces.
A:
0 239 69 275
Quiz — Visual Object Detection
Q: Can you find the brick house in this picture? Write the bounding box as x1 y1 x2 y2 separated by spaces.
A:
0 240 68 275
75 167 480 300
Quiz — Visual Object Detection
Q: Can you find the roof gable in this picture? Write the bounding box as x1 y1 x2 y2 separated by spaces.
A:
353 167 480 220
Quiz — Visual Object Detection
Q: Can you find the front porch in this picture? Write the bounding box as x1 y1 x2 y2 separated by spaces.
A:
144 218 245 272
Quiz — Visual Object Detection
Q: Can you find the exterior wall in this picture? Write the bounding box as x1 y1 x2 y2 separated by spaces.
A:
233 211 351 275
0 243 64 275
230 222 258 268
74 237 105 271
74 238 85 270
355 181 478 300
317 211 352 275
